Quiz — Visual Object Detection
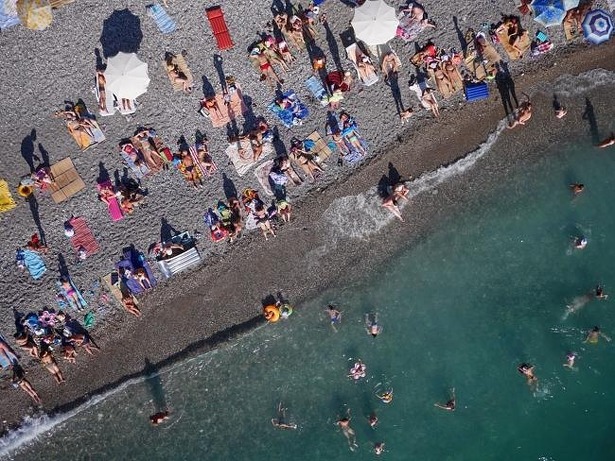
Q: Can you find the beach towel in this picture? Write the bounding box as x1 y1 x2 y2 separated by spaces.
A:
204 87 248 128
146 3 176 34
102 271 131 306
206 6 233 50
0 0 20 30
253 160 275 197
49 157 86 204
306 131 332 164
56 277 87 311
0 336 18 370
225 139 274 176
305 76 329 106
68 216 100 258
97 181 124 222
396 10 429 42
0 179 16 213
495 25 531 60
345 43 379 87
189 145 217 178
116 247 157 295
464 32 502 81
16 248 46 280
163 53 193 92
95 73 115 116
267 90 309 128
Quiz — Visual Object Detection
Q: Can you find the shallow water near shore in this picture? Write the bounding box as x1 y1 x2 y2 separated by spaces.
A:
5 116 615 460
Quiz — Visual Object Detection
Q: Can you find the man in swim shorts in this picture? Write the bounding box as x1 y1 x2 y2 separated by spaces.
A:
365 313 382 338
325 304 342 331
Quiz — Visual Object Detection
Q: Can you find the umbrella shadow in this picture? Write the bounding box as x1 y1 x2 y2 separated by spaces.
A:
100 9 143 58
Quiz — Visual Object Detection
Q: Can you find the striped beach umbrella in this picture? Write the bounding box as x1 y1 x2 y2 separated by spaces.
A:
530 0 569 27
582 9 614 44
16 0 52 30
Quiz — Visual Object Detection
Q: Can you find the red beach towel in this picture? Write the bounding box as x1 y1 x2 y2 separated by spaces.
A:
205 6 234 50
68 217 100 257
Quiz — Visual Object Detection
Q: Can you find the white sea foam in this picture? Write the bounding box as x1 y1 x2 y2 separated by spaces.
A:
539 69 615 98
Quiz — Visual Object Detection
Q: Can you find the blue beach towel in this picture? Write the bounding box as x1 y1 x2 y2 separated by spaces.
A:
56 278 87 311
146 3 176 34
267 90 309 128
17 249 46 280
305 76 329 106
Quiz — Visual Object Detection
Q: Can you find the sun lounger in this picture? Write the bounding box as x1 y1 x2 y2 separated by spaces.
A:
16 248 46 280
68 216 100 258
464 81 490 102
156 232 202 279
97 181 124 222
0 179 16 213
56 277 87 311
495 25 531 60
267 90 309 128
225 138 274 176
345 43 379 87
49 157 85 204
306 131 333 164
116 247 157 295
305 76 329 106
253 160 276 197
163 53 194 92
147 3 176 34
206 6 233 50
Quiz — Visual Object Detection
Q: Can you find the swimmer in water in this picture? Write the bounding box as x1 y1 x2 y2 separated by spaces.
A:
573 236 587 250
584 326 611 344
596 133 615 149
434 388 456 411
374 442 385 455
150 410 170 426
368 412 379 428
570 183 584 196
271 402 297 430
365 313 382 338
325 304 342 332
336 410 358 451
595 285 608 300
563 352 577 369
376 389 393 404
517 363 538 386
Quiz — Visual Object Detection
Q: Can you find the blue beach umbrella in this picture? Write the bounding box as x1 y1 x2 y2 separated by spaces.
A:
530 0 571 28
582 9 614 45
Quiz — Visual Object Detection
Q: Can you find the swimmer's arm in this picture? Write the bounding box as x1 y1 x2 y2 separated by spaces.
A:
601 332 612 342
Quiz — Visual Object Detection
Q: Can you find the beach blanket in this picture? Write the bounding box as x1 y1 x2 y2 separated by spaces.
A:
49 157 85 204
345 43 379 87
253 160 275 197
97 181 124 222
0 179 16 212
189 145 216 178
147 3 176 34
225 139 274 176
68 216 100 258
163 54 193 92
0 0 19 30
306 131 332 164
16 249 46 280
305 76 329 106
102 271 129 306
495 25 531 60
120 142 150 179
66 117 105 151
267 90 309 128
396 10 429 42
56 277 87 311
465 32 502 81
206 88 248 128
0 337 18 370
116 247 157 295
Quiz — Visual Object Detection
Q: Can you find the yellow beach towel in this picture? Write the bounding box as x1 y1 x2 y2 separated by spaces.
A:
0 179 17 212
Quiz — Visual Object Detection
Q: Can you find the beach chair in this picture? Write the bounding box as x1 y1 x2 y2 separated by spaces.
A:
345 43 379 87
146 3 176 34
206 6 233 50
305 76 329 106
267 90 309 128
306 131 333 164
68 216 100 258
163 53 194 92
0 179 16 213
49 157 85 204
97 181 124 222
94 73 115 116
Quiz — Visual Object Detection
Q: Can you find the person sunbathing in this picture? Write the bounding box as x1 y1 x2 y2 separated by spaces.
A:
290 146 323 181
196 143 216 174
134 268 153 290
256 52 284 87
165 54 192 93
276 199 292 222
15 331 39 358
11 360 42 405
356 55 377 82
98 183 117 206
421 88 440 117
62 342 77 363
121 295 142 318
179 150 203 188
202 97 223 118
40 347 65 384
61 278 85 309
96 69 108 111
254 203 276 240
431 62 454 96
340 114 367 156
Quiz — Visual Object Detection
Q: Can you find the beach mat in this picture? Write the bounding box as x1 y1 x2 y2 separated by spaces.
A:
17 248 46 280
306 131 332 163
253 159 275 197
49 157 86 204
206 6 233 50
267 90 309 128
225 139 274 177
147 3 176 34
68 216 100 258
0 179 17 212
495 27 531 60
207 89 248 128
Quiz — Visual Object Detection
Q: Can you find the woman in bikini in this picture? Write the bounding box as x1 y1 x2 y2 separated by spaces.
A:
96 69 108 112
165 54 192 93
40 347 65 384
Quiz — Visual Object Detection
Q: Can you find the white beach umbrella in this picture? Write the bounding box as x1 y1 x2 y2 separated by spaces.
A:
351 0 399 46
104 52 150 100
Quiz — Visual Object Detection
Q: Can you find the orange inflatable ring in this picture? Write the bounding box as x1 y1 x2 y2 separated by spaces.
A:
263 305 280 323
17 184 33 198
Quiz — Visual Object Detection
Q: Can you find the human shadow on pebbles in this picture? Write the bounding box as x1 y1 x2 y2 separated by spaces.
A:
100 9 143 58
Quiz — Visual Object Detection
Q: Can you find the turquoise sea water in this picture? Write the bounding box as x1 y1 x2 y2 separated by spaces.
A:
4 79 615 460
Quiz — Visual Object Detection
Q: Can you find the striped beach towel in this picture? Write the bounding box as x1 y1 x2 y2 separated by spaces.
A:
146 3 176 34
68 216 100 258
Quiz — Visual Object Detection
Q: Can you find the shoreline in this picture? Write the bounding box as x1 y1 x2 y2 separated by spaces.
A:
1 41 614 439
